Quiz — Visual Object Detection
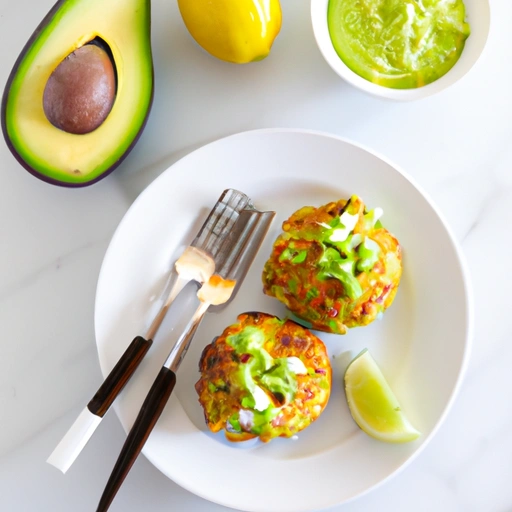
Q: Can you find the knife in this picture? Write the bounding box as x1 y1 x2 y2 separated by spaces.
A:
96 207 275 512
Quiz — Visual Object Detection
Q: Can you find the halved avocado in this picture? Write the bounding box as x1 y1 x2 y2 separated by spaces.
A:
1 0 154 187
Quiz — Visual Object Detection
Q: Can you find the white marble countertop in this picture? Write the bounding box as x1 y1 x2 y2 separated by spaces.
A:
1 0 511 511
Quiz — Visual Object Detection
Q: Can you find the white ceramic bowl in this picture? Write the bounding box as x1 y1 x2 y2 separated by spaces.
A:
311 0 491 100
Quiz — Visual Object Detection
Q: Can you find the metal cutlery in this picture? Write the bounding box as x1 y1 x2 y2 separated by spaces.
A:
47 189 253 474
95 207 275 512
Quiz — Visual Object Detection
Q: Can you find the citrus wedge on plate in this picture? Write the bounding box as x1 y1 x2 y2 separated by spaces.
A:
344 349 421 443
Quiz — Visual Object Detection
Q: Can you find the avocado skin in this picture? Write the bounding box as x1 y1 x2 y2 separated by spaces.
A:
1 0 154 188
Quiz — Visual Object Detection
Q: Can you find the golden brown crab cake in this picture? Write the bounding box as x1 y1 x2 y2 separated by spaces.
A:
262 195 402 335
195 312 331 443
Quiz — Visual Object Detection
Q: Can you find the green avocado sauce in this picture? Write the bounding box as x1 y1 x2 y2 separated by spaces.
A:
225 324 307 435
328 0 471 89
279 196 383 301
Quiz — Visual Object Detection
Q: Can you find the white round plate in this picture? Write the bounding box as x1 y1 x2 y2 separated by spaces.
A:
95 129 472 512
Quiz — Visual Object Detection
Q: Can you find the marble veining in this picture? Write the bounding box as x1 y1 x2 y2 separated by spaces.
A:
0 237 110 304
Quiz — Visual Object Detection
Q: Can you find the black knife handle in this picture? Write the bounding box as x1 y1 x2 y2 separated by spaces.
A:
96 366 177 512
88 336 153 418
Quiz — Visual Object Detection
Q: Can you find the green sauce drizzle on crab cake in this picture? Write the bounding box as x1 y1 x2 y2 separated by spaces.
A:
262 195 402 335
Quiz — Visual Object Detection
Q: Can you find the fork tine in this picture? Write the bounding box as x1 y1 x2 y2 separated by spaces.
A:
193 189 251 257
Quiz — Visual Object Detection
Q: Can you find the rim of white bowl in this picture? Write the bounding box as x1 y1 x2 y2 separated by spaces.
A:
311 0 491 101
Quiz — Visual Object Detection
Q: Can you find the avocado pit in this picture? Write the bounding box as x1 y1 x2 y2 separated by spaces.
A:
43 42 116 135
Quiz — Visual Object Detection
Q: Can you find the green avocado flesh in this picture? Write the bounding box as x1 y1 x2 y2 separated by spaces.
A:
327 0 470 89
2 0 153 185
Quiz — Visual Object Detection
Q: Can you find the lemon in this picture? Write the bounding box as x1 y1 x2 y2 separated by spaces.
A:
177 0 282 64
344 350 421 443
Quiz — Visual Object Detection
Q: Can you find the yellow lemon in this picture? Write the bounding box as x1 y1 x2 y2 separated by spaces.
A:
344 350 421 443
177 0 282 64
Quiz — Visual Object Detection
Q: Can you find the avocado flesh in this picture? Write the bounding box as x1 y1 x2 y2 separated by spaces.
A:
2 0 153 186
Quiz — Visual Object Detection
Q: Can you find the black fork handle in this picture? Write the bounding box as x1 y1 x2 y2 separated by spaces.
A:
88 336 153 418
96 366 177 512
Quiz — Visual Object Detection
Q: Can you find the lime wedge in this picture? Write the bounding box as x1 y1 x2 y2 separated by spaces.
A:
344 350 421 443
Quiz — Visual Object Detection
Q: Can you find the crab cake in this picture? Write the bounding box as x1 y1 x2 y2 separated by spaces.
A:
195 312 331 443
262 195 402 335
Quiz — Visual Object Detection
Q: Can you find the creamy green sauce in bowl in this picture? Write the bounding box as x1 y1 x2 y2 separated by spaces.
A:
328 0 470 89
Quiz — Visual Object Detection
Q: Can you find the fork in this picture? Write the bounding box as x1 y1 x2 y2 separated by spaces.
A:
47 189 252 474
